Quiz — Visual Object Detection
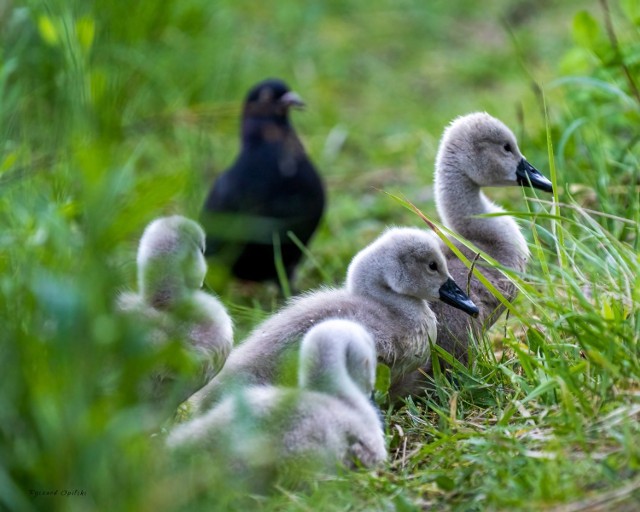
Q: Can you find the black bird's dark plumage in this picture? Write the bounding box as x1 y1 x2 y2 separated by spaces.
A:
201 79 325 284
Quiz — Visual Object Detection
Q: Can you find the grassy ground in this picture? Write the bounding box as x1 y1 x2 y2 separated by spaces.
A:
2 0 640 510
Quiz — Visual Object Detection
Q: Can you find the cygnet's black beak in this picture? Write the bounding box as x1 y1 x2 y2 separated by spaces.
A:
280 91 305 109
439 278 479 317
516 159 553 193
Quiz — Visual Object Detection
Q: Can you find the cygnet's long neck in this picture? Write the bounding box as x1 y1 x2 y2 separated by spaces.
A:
140 261 189 310
435 165 528 269
301 338 366 403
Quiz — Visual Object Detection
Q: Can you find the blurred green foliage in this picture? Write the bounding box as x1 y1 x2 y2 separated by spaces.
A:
1 0 639 510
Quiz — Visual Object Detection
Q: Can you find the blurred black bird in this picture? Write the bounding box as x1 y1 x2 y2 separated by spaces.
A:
201 79 326 286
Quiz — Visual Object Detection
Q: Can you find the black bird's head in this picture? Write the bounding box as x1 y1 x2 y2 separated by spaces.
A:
243 78 305 123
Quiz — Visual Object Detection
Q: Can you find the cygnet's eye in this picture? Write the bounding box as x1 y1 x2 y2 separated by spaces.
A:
429 261 438 271
503 143 512 153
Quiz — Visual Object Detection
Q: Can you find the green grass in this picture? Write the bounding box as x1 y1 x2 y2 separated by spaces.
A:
2 0 640 510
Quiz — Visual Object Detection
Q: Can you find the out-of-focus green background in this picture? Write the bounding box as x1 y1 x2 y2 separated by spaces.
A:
2 0 639 510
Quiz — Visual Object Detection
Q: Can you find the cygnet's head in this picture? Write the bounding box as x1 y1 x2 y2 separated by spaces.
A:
437 112 552 192
137 215 207 307
298 319 376 396
347 227 479 316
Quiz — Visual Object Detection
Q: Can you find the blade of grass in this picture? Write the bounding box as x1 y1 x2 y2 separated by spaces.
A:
272 232 291 299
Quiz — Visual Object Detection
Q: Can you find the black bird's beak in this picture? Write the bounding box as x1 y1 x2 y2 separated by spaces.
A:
516 159 553 193
280 91 305 109
439 278 479 317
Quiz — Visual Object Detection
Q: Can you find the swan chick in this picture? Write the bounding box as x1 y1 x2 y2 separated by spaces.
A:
167 319 386 488
188 226 477 411
392 112 553 397
118 215 233 403
435 111 552 260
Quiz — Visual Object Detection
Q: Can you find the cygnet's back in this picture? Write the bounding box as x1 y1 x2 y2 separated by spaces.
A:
188 227 478 411
167 319 386 488
118 215 233 403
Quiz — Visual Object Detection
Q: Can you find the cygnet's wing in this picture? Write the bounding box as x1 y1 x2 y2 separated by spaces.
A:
188 288 398 411
391 241 519 397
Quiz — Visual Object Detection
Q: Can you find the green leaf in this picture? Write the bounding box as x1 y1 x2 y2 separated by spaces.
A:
393 494 420 512
559 47 595 75
601 298 615 321
435 475 456 491
526 328 546 354
76 16 96 52
374 363 391 394
38 15 59 46
572 11 601 50
621 0 640 26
